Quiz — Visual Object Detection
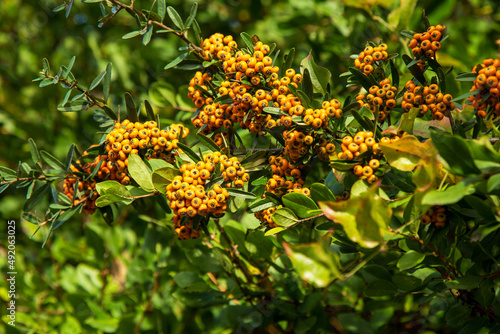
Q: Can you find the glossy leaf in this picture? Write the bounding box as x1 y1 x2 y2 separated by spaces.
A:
127 153 154 192
152 166 181 194
283 242 341 288
282 192 319 219
167 6 184 29
272 208 298 227
300 52 331 94
320 187 392 248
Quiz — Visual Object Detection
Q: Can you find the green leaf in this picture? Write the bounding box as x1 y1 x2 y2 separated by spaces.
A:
422 180 476 205
89 70 106 91
281 48 295 77
53 206 80 229
402 54 426 85
96 180 123 195
320 187 392 248
176 142 202 162
0 184 10 195
95 184 133 207
57 100 90 112
310 183 336 203
431 132 481 176
197 133 220 152
185 2 198 29
40 150 65 170
338 313 374 334
127 153 154 192
24 184 50 212
144 100 155 121
240 32 254 53
455 72 477 81
248 198 275 212
347 67 377 91
142 24 153 46
64 144 75 172
487 174 500 194
22 212 42 225
225 188 256 199
282 192 319 219
122 31 141 39
272 208 298 227
330 160 359 172
125 92 138 122
164 52 188 70
39 78 55 87
364 280 398 298
398 107 419 135
28 138 41 165
167 6 184 29
152 166 181 194
42 58 50 74
397 250 425 271
103 63 112 101
157 0 166 21
62 56 76 79
102 106 117 120
451 89 481 102
283 241 341 288
264 227 285 236
389 59 399 89
300 52 331 94
380 135 435 171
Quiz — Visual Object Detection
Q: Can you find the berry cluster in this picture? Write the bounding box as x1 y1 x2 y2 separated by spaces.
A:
408 24 446 59
355 78 397 122
190 33 343 165
337 131 395 184
105 120 189 184
63 154 99 215
302 99 343 128
354 44 389 75
166 152 248 239
254 154 308 227
188 71 213 109
468 58 500 118
315 137 336 161
401 80 455 120
421 206 447 228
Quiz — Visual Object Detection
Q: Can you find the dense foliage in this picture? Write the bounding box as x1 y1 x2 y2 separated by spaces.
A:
2 0 500 333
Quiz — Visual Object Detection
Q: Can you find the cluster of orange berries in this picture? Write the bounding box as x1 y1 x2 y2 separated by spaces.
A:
468 58 500 118
401 80 455 120
315 137 336 161
421 206 447 228
282 130 313 161
188 71 213 109
337 131 391 184
408 25 446 59
302 99 343 129
354 44 389 75
166 152 248 239
63 157 99 215
104 120 188 184
356 78 397 122
200 33 238 62
254 154 308 227
224 45 277 81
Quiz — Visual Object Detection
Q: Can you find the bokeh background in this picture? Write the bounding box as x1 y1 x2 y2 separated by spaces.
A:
1 0 500 332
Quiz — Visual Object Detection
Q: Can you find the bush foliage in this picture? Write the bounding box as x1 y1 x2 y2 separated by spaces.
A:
2 0 500 333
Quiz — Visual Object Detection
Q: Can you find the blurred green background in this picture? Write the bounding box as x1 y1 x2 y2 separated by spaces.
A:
1 0 500 332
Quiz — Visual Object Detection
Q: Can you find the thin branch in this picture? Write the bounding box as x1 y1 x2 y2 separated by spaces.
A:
106 0 203 54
